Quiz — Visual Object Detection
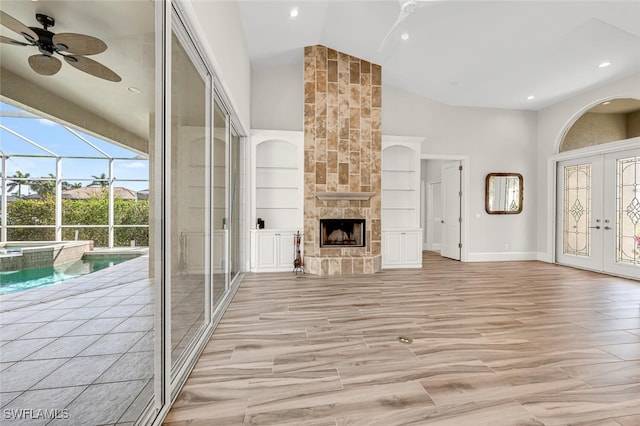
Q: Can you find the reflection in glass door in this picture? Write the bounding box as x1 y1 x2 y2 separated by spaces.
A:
230 128 241 282
169 31 209 369
557 149 640 279
213 100 228 300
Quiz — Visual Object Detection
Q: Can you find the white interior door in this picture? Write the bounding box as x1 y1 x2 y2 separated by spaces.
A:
557 148 640 279
441 161 461 260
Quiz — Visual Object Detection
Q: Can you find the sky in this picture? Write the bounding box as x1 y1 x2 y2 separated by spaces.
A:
0 102 149 193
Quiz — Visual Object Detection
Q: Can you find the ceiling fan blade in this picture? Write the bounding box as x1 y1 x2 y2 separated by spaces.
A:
0 35 30 46
53 33 107 55
63 55 121 82
28 54 62 76
378 11 410 52
0 11 38 42
378 0 429 52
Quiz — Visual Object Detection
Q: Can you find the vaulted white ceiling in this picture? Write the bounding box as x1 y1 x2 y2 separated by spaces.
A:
1 0 639 146
237 0 640 110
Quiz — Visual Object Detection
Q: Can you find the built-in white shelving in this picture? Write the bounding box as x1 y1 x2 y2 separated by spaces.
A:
250 130 304 272
382 136 424 268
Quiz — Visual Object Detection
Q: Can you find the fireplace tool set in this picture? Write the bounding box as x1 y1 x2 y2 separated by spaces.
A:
293 230 304 274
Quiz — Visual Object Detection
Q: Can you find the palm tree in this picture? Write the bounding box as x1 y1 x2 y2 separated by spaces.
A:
62 181 82 190
7 171 31 198
89 173 108 187
30 173 56 198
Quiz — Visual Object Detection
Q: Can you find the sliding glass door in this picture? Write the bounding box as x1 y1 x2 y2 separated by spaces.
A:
169 29 210 371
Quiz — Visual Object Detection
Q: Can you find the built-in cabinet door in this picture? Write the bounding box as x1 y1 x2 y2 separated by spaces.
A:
251 229 300 271
276 232 295 269
382 231 404 265
382 230 422 267
255 232 277 269
402 230 422 265
557 148 640 279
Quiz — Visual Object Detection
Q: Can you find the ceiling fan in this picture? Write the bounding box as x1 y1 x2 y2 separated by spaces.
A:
378 0 432 52
0 11 121 82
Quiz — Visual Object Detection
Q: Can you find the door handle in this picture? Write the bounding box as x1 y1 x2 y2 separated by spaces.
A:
604 226 612 230
589 226 601 229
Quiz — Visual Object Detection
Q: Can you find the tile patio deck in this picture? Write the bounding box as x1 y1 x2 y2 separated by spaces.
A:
0 253 154 425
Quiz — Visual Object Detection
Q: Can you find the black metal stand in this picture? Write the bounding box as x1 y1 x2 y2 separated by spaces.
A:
293 230 304 274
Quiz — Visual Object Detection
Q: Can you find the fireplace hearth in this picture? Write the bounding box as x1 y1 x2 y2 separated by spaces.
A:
320 219 365 248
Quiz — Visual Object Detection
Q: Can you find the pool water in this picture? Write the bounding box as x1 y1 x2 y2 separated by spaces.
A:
0 256 137 295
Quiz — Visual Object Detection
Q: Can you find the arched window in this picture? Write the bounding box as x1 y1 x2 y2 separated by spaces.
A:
560 98 640 152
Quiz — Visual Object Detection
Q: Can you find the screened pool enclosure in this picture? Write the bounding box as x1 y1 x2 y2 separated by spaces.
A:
0 102 149 247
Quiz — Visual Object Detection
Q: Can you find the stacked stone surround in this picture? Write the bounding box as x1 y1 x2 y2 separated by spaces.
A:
303 45 382 275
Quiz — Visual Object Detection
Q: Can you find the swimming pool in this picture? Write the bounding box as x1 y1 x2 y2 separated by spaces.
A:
0 255 139 295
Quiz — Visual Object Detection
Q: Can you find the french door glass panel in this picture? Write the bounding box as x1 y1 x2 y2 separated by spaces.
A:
557 155 604 272
603 150 640 277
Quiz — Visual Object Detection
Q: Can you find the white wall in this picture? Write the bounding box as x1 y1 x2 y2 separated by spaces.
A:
536 73 640 261
183 1 252 132
384 85 538 260
252 63 303 130
251 64 540 260
252 62 303 130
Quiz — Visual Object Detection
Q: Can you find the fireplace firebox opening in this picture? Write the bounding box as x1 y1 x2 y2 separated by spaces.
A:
320 219 366 248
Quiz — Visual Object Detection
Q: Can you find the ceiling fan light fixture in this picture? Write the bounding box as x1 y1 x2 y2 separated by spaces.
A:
64 55 79 63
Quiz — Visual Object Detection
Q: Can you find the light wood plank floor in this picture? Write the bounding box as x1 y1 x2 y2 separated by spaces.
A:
165 252 640 425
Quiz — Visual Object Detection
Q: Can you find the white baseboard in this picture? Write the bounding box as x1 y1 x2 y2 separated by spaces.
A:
466 251 539 262
536 251 553 262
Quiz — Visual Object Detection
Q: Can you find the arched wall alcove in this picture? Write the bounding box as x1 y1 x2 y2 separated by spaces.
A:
559 97 640 152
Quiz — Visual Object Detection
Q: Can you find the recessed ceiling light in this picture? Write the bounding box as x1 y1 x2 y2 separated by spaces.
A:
527 95 535 101
289 8 299 18
400 32 410 41
128 87 142 94
598 61 611 68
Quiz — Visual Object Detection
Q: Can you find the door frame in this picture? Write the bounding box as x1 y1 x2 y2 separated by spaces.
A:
546 137 640 269
420 154 469 261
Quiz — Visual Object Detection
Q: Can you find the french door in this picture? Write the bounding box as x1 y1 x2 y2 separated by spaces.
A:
556 148 640 278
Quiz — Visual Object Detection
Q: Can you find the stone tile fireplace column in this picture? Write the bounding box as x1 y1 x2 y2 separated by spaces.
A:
303 45 382 275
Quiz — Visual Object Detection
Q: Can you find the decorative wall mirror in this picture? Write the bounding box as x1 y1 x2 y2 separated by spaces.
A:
485 173 523 214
